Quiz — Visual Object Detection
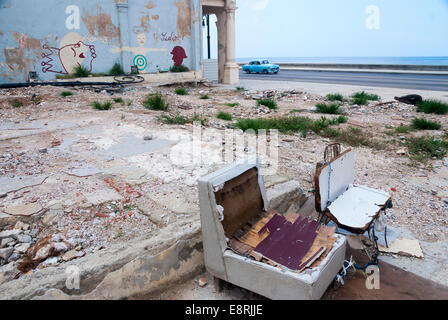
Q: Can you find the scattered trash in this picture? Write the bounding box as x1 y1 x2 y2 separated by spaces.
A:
394 94 423 106
198 277 208 287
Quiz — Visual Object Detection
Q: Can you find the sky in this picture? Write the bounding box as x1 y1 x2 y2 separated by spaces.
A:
203 0 448 58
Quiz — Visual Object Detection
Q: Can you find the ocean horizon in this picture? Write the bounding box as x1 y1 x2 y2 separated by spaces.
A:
235 56 448 66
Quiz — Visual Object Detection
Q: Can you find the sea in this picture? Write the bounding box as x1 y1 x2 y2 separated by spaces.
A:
236 57 448 66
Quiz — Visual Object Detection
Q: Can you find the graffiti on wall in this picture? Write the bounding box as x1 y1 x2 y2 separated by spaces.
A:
41 33 96 74
82 6 120 42
1 32 41 81
170 46 187 67
174 0 192 39
111 32 166 71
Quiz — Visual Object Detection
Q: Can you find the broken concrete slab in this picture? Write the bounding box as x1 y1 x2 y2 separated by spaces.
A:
266 180 307 214
0 220 201 300
146 185 199 215
66 166 103 177
0 175 48 195
0 262 19 286
379 239 424 258
82 188 122 206
0 247 14 260
0 229 23 240
263 174 289 189
136 197 169 225
103 165 147 182
62 249 85 262
14 243 31 254
4 203 43 216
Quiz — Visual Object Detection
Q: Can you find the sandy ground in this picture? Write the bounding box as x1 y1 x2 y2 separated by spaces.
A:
0 78 447 295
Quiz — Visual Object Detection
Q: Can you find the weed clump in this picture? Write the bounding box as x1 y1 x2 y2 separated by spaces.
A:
257 99 277 110
217 111 233 121
326 93 344 102
416 99 448 115
315 103 342 114
412 118 442 130
351 91 380 105
174 88 188 96
143 93 169 111
92 101 112 111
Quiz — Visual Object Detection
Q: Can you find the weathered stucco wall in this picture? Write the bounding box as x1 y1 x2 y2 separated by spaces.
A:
0 0 202 83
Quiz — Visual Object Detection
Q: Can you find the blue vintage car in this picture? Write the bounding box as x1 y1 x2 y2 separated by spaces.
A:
242 59 280 74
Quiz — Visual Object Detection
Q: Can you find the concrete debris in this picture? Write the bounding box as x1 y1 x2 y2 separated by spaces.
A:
0 81 447 296
379 239 424 258
0 229 23 240
62 249 85 262
14 243 31 254
0 247 14 261
24 234 73 262
198 277 207 287
14 221 30 230
4 203 43 216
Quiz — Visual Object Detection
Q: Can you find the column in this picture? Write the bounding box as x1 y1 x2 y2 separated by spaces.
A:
116 1 132 73
223 0 239 84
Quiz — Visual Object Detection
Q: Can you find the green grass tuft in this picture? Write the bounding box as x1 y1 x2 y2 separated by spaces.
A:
235 87 246 91
174 87 188 96
226 102 239 107
395 126 413 134
257 99 277 110
109 62 125 76
143 93 169 111
9 99 24 108
217 111 233 121
61 91 73 97
158 114 188 125
200 94 210 100
113 97 125 105
326 93 344 102
158 114 207 126
92 101 112 111
416 99 448 115
315 103 342 114
169 65 189 73
411 118 442 130
73 65 90 78
407 136 448 162
351 91 380 105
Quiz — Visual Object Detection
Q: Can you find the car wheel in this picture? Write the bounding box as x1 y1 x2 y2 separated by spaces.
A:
262 69 268 74
245 69 251 74
274 71 278 74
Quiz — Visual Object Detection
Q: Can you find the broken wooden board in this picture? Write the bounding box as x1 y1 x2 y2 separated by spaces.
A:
379 239 424 258
234 211 273 248
253 214 320 271
308 225 337 269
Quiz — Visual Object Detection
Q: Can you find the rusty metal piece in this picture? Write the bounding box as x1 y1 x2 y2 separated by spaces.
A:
324 143 341 163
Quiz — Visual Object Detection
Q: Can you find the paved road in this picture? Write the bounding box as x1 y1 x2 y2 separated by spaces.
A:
239 69 448 91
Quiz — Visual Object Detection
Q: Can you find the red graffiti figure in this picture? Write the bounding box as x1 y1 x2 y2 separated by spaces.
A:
170 46 187 67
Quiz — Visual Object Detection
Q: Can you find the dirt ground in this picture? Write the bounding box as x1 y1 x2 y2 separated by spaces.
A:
0 80 447 295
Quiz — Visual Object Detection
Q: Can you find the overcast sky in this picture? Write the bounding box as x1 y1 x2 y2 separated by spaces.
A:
204 0 448 58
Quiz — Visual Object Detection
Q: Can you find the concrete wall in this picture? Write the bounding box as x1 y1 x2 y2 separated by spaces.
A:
0 0 202 83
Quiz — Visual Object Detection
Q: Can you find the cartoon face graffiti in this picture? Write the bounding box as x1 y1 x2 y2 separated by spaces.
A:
59 40 96 73
137 33 147 47
170 46 187 67
42 33 96 74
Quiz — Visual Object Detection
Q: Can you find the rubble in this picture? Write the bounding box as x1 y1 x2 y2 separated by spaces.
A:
0 82 447 296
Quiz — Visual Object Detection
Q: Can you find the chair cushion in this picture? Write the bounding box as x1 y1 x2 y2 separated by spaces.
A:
327 184 390 231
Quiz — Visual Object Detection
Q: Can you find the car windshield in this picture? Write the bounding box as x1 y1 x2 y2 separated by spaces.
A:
263 60 269 64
